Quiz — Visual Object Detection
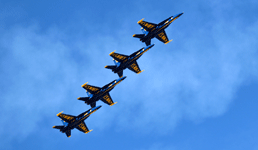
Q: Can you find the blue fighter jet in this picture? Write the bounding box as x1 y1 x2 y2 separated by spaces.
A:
105 44 154 77
77 77 126 108
133 12 184 46
53 105 101 137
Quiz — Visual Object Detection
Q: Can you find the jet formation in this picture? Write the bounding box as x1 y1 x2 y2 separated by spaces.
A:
53 12 183 137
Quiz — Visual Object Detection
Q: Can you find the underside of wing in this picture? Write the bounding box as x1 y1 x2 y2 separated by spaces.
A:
57 112 76 123
110 51 129 62
81 83 101 94
128 61 142 74
155 30 172 44
138 19 157 31
100 93 116 106
76 122 91 134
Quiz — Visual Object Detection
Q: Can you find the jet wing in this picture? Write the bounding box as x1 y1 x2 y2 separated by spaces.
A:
110 51 129 62
100 93 116 106
127 61 142 74
82 83 101 94
155 30 172 44
57 112 76 123
138 19 157 31
76 122 91 134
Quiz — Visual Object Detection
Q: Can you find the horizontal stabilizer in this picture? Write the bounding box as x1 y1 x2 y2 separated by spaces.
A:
53 125 64 130
77 97 90 102
105 65 116 70
133 34 145 38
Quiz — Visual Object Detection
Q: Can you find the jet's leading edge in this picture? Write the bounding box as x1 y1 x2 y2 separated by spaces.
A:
77 76 126 108
133 12 184 46
53 105 101 137
105 44 154 77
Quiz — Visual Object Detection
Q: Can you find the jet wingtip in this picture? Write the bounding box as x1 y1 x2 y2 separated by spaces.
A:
165 39 173 44
137 70 144 74
88 129 93 133
57 111 63 116
109 50 116 55
137 18 144 24
110 102 117 106
82 82 88 87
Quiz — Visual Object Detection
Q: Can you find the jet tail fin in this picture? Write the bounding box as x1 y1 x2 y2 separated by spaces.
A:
117 71 123 78
65 130 71 138
133 34 145 38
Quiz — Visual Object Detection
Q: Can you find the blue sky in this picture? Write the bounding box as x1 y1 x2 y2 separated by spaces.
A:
1 0 258 149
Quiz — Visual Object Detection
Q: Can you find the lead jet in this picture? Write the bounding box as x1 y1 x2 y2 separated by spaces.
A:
77 76 126 108
53 105 101 137
133 12 184 46
105 44 154 77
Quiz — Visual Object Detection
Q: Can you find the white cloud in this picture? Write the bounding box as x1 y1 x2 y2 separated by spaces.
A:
1 3 258 144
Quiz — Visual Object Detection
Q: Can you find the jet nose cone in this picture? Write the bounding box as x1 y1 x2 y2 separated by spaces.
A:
175 12 184 18
96 105 102 109
149 44 155 48
121 76 127 80
91 105 102 112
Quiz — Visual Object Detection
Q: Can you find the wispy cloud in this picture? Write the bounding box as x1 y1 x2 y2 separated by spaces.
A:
1 1 258 145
